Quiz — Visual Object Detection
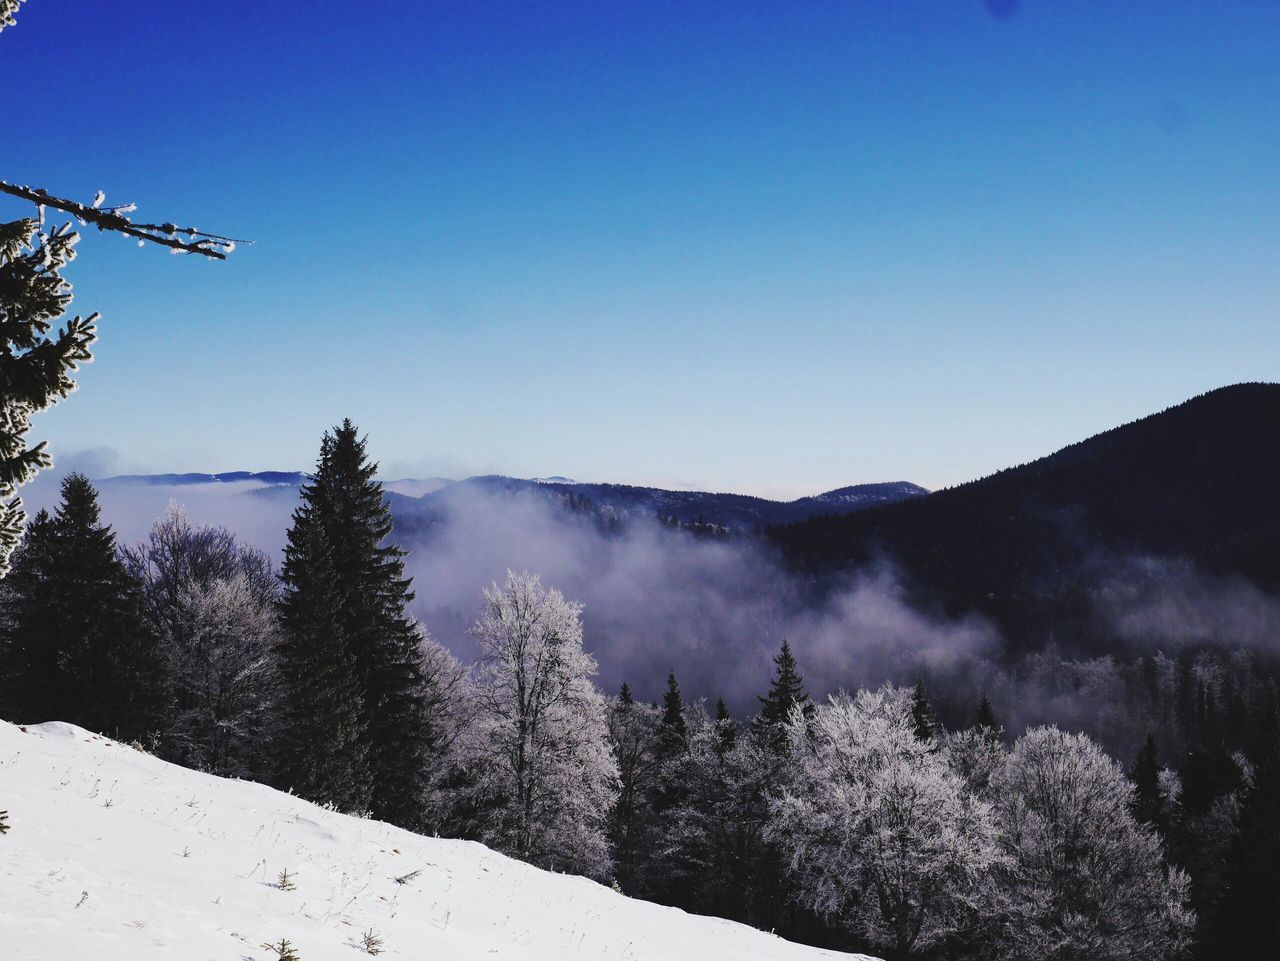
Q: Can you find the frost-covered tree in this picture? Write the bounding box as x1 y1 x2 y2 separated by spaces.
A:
124 505 278 770
0 474 160 738
769 685 1005 957
164 570 279 777
0 222 95 577
124 504 277 642
461 570 619 878
993 726 1194 961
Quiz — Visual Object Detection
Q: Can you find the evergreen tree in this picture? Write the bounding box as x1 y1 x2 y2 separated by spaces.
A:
1132 733 1163 826
976 691 999 735
910 676 938 742
295 420 433 828
0 474 159 738
1210 714 1280 960
753 639 813 748
277 510 370 812
714 697 736 758
652 670 690 820
608 681 661 892
659 670 688 759
0 222 96 576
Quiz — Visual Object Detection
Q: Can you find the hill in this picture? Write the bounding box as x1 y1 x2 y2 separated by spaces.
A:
98 471 927 535
391 476 927 534
0 721 873 961
770 384 1280 651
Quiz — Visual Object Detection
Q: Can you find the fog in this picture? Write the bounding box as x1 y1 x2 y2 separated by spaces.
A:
26 462 1280 742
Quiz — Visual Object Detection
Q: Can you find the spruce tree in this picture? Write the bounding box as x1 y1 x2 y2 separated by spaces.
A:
1202 714 1280 960
659 670 688 757
303 420 432 828
753 639 813 748
910 677 938 742
0 222 96 577
1131 734 1162 827
277 508 370 812
714 697 736 758
976 691 999 735
0 474 159 738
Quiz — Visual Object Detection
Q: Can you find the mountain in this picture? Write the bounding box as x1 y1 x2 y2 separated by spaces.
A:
0 720 874 961
104 470 309 487
770 383 1280 652
405 477 928 531
99 471 928 534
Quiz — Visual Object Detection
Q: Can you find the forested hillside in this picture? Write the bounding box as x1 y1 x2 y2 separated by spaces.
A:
772 384 1280 652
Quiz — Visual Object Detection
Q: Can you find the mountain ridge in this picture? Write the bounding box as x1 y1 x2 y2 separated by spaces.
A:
770 382 1280 650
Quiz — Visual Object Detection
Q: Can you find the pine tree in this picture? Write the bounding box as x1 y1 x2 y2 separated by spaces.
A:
0 474 159 738
277 510 370 812
0 222 97 577
910 676 937 742
753 639 813 749
302 420 433 828
976 691 999 735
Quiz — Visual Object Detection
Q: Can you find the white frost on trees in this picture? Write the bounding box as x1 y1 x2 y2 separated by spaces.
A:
769 685 1005 957
165 571 279 777
459 570 619 878
993 725 1194 961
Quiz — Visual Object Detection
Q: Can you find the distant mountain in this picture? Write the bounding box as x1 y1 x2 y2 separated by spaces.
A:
104 470 309 487
388 475 928 535
99 470 928 534
770 383 1280 652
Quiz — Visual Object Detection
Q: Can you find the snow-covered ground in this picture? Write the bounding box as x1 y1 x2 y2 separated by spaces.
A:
0 721 877 961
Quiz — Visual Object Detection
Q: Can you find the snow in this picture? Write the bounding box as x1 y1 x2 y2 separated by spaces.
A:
0 720 877 961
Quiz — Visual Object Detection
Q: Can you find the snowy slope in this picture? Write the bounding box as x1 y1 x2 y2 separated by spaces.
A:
0 721 877 961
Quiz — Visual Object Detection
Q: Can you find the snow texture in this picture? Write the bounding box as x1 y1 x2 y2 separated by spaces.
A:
0 720 878 961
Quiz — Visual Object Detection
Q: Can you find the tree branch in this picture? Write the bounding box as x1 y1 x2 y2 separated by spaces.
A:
0 181 249 260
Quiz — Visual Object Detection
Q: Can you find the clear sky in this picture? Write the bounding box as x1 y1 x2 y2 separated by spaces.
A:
4 0 1278 498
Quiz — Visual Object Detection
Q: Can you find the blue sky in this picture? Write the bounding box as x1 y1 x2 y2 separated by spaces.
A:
4 0 1278 497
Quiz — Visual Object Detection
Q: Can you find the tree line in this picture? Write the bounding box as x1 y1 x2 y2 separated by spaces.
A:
1 422 1278 959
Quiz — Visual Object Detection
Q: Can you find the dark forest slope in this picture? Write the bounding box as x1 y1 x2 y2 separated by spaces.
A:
771 384 1280 651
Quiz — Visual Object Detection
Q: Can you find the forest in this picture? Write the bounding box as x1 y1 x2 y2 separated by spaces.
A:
1 417 1277 961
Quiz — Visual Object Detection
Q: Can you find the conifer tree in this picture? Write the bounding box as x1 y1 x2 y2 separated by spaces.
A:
753 640 813 747
652 670 689 818
714 697 736 758
911 676 938 742
303 420 433 828
1211 714 1280 960
0 222 96 577
976 691 999 735
1132 733 1163 826
659 670 688 758
277 509 370 812
0 474 158 738
608 681 661 892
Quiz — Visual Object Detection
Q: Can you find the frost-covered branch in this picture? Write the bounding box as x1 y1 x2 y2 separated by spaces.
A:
0 182 248 259
0 1 26 34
